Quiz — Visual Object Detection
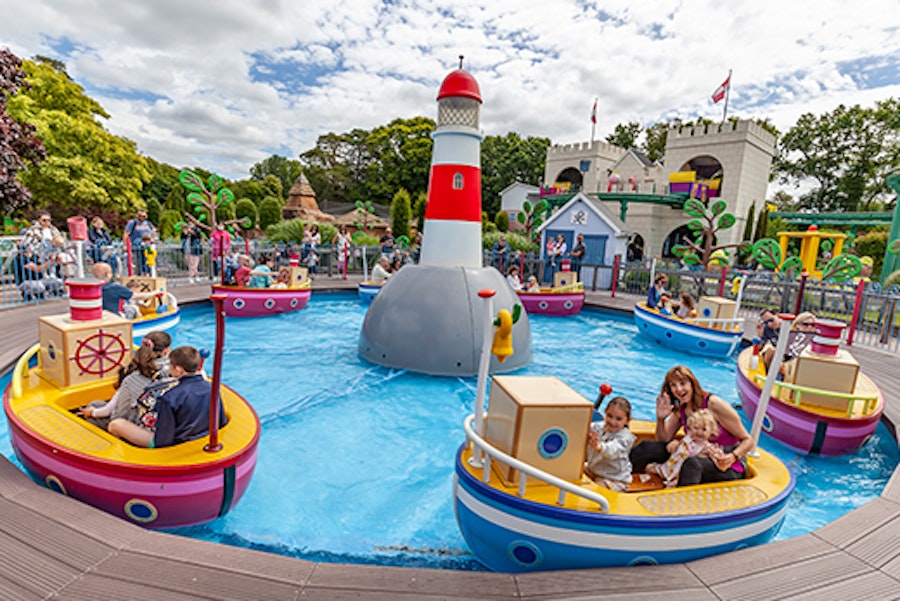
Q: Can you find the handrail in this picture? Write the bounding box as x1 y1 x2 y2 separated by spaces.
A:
164 291 178 311
463 414 610 512
10 343 41 401
751 374 880 417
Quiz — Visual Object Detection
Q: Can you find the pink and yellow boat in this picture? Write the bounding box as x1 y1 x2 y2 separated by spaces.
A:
517 282 584 316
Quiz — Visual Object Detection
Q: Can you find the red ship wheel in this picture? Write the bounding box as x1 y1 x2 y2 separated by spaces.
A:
72 330 128 376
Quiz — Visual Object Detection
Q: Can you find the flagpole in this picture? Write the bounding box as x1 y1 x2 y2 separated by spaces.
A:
722 69 732 123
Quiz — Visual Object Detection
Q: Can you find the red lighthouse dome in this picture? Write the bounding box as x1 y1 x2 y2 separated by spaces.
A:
437 69 482 103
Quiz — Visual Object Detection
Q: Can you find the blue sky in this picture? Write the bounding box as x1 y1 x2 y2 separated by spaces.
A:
2 0 899 182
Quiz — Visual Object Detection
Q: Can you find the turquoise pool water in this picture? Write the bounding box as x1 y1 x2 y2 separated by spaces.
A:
1 292 897 571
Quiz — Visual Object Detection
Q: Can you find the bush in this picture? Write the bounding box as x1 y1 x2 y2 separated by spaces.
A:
884 269 900 290
494 210 509 232
146 198 162 226
352 230 379 246
234 198 258 229
258 196 283 231
265 218 306 243
854 230 888 277
158 210 183 241
481 230 538 252
390 189 411 241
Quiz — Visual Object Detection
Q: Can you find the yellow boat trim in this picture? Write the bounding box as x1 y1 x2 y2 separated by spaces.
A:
636 302 742 333
521 282 585 295
460 420 792 518
8 362 258 468
737 348 883 419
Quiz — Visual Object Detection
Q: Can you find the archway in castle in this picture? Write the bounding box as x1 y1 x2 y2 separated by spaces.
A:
680 155 723 180
553 167 583 190
661 225 717 258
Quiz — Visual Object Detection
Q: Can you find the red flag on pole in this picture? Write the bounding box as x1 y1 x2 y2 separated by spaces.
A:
590 98 597 123
711 75 730 103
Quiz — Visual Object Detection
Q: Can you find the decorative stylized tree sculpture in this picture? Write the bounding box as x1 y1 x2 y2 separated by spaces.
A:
516 199 548 242
751 238 862 281
176 169 251 236
671 198 749 269
354 200 376 232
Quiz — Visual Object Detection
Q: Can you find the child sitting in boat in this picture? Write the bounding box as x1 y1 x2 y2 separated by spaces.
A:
108 345 227 448
248 254 276 288
233 254 253 287
78 331 172 430
506 265 523 291
645 409 721 488
675 292 696 318
526 275 540 292
657 292 674 316
584 396 636 492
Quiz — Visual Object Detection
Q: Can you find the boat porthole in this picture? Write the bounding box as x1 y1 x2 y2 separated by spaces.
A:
264 299 276 309
45 475 66 495
538 301 549 310
697 341 707 348
665 331 672 338
537 428 568 459
702 308 712 317
48 344 57 361
233 298 245 310
125 499 159 523
628 555 659 566
507 541 542 568
563 300 573 310
290 298 299 307
762 414 773 433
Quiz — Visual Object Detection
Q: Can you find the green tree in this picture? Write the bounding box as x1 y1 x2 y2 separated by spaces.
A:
257 196 282 231
178 169 247 236
481 133 550 216
0 49 46 215
390 188 411 241
363 117 434 204
158 209 182 241
494 209 509 232
250 154 303 197
234 198 258 230
413 191 427 234
672 198 748 268
146 198 162 227
229 179 265 204
516 199 549 241
300 129 368 206
773 99 900 212
642 121 671 162
142 159 180 206
7 58 150 214
261 174 283 201
605 121 641 149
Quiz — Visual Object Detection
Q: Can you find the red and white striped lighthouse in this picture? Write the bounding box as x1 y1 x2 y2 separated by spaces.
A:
420 58 483 268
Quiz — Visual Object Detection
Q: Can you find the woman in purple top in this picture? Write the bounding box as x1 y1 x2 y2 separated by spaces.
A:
629 365 752 486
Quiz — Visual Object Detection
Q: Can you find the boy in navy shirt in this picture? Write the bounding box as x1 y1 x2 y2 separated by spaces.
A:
109 346 227 448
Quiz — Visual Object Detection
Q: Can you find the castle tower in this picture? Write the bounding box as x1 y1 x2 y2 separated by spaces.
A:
420 68 484 268
358 60 532 376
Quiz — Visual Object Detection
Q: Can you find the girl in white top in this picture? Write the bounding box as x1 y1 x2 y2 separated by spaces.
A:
78 331 172 429
506 265 523 291
584 396 636 492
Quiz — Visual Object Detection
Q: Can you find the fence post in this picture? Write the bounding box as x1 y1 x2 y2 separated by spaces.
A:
611 254 621 297
794 270 809 315
847 279 866 346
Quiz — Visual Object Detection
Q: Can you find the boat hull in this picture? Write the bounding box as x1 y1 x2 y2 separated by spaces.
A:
735 348 883 456
633 302 742 357
4 370 260 529
517 291 584 316
454 445 793 572
132 308 181 341
211 284 311 317
358 282 382 303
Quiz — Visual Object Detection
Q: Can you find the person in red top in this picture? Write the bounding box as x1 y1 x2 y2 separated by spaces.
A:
233 254 252 287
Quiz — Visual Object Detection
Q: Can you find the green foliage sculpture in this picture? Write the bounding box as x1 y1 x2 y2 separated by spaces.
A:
751 238 862 282
176 169 250 237
672 198 747 269
516 199 548 242
354 200 376 231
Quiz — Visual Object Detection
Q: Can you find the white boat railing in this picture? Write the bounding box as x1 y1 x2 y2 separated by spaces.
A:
750 374 880 417
10 343 40 401
463 414 610 512
683 315 745 331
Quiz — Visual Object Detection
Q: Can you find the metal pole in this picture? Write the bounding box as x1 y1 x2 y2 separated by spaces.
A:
717 265 727 297
205 293 227 453
470 288 496 468
749 313 795 449
847 279 866 346
610 254 620 297
794 271 809 315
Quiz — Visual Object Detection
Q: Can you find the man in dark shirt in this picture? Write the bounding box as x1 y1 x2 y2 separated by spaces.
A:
570 233 586 273
108 345 226 448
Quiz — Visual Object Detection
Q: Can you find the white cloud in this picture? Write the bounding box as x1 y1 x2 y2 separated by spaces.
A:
1 0 898 183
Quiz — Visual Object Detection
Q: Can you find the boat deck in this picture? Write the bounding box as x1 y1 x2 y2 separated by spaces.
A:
0 281 897 599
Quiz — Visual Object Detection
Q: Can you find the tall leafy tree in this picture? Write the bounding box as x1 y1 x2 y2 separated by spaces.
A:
605 121 641 149
250 154 303 198
773 99 900 212
0 49 46 215
363 116 434 204
299 130 368 206
481 132 550 216
390 188 411 241
7 57 150 213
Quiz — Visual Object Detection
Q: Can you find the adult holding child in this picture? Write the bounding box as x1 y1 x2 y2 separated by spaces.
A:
629 365 752 486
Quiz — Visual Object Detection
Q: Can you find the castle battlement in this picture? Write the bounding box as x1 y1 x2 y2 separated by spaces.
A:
548 139 626 157
667 119 775 147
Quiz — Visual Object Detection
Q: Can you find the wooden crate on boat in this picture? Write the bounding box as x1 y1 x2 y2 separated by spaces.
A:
276 266 309 288
484 376 592 483
784 347 859 411
696 296 736 330
553 270 578 288
38 312 133 388
121 276 167 312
